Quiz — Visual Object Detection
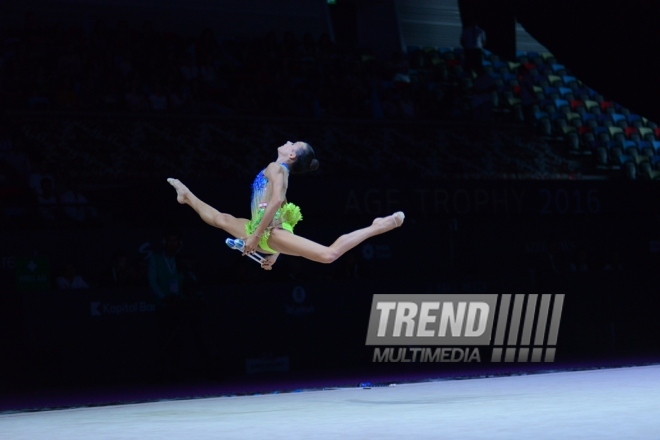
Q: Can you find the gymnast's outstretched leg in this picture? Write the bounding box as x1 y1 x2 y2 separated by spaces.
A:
267 212 404 264
167 178 248 239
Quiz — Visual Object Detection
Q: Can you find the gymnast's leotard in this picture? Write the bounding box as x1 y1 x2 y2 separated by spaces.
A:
245 162 302 253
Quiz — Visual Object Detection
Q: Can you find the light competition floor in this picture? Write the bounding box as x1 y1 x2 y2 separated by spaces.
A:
1 365 658 439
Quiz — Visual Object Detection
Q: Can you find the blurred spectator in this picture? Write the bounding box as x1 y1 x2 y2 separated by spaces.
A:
29 160 54 196
59 177 98 224
124 78 147 112
0 127 31 182
333 251 371 280
300 32 317 58
148 82 168 112
398 88 417 119
56 262 90 289
568 249 590 273
148 229 185 304
104 250 140 288
603 252 624 272
36 176 60 223
168 79 191 112
460 19 487 77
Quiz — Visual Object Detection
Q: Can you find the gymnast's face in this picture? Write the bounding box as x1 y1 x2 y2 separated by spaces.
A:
278 141 305 160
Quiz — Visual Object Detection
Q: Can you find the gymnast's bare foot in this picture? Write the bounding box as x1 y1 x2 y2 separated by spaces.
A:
167 178 190 205
373 211 405 232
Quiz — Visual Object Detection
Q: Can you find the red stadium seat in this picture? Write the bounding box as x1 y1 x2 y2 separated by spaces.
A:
624 127 639 138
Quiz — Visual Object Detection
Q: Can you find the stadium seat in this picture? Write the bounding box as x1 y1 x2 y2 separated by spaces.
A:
618 154 635 166
554 99 570 113
543 86 558 97
566 112 581 122
638 160 655 179
558 86 573 97
551 64 567 74
638 141 654 157
612 132 626 143
493 61 508 73
625 127 639 138
584 100 599 111
600 101 614 111
593 126 608 135
534 111 550 121
547 75 562 86
581 113 596 122
609 126 624 137
622 139 638 155
586 119 598 129
570 100 584 111
611 113 627 125
639 127 654 140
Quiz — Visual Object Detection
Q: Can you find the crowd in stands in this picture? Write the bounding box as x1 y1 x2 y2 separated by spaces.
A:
0 13 483 121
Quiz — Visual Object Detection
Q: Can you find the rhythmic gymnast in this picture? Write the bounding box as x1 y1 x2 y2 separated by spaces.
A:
167 141 404 270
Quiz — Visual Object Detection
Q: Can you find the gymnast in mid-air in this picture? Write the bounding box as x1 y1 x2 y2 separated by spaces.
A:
167 141 404 270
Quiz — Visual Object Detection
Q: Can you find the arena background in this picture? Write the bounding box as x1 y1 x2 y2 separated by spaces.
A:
1 0 659 410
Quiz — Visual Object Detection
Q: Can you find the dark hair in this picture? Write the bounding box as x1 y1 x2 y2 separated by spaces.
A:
290 142 319 174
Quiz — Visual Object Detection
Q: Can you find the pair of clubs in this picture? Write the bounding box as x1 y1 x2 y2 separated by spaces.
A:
225 238 266 264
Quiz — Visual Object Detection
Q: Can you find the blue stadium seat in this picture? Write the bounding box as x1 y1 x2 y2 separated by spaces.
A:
618 154 634 165
559 87 573 97
554 99 570 113
543 86 558 96
611 113 627 124
623 140 638 150
534 111 550 121
503 73 517 83
493 61 508 72
551 64 567 73
638 141 653 156
593 126 609 136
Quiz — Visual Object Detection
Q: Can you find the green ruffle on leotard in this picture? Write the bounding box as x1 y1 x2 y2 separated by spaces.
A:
245 202 303 253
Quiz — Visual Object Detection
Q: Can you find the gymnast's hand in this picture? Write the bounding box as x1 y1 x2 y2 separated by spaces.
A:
243 234 260 256
261 253 279 270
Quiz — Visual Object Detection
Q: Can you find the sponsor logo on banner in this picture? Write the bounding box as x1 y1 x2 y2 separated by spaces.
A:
90 301 156 316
